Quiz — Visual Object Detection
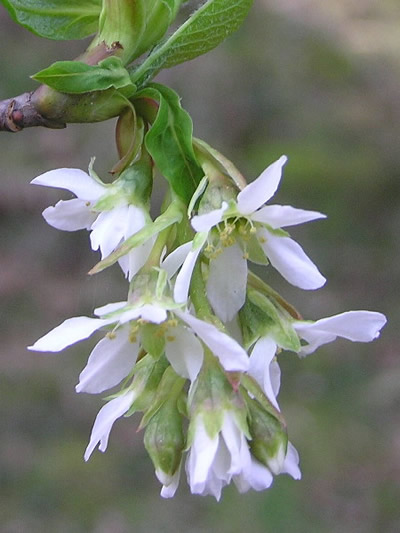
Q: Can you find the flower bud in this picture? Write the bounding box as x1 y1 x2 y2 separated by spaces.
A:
245 395 288 475
144 395 185 478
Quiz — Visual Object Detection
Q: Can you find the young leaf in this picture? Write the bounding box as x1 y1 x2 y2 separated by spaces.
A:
0 0 101 40
137 84 203 203
130 0 254 86
32 57 136 95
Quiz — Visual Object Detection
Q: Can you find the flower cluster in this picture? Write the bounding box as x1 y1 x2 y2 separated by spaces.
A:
30 150 386 500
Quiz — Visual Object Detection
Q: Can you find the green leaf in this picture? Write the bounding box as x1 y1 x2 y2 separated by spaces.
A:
130 0 254 86
32 57 136 95
0 0 101 40
138 84 203 203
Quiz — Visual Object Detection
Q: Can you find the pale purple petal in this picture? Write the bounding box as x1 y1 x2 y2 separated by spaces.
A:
176 311 249 372
32 168 105 202
84 390 135 461
258 228 326 290
294 311 387 355
162 242 193 279
281 442 301 480
165 325 203 382
191 204 227 233
237 156 287 215
251 204 326 228
248 337 280 410
76 325 139 394
28 316 114 352
207 243 248 322
42 199 97 231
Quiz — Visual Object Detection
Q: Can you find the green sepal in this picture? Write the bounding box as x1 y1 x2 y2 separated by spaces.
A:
240 288 301 352
89 200 184 275
242 388 288 474
141 323 166 359
32 57 136 95
130 0 254 87
0 0 101 40
125 354 169 416
245 232 269 265
139 366 186 429
144 394 185 477
136 84 203 204
112 108 145 175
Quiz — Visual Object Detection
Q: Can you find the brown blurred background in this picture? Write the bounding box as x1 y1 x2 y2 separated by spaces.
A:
1 1 399 532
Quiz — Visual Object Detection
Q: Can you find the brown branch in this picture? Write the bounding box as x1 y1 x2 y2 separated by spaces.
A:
0 91 66 132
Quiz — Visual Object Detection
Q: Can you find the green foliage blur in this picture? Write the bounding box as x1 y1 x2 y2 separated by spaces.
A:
0 1 399 532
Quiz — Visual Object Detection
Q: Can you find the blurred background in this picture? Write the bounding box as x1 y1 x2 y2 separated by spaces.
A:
0 1 399 531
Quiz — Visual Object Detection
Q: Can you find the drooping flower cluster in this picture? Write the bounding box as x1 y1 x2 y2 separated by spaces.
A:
30 149 386 500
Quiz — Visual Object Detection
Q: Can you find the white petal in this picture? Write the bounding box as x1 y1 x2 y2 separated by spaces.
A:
282 442 301 480
251 204 326 228
174 233 207 304
32 168 105 202
176 311 249 372
294 311 387 355
42 199 97 231
94 301 127 317
28 316 113 352
118 304 167 325
158 465 181 498
221 413 251 475
76 325 139 394
237 156 287 215
162 242 193 279
191 204 227 233
165 325 203 382
187 419 219 487
249 337 280 410
119 237 155 281
234 457 274 493
207 243 247 322
258 228 326 290
84 390 135 461
90 206 128 258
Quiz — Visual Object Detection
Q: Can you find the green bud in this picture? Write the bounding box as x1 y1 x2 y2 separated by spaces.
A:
144 396 185 477
245 395 288 475
90 0 183 65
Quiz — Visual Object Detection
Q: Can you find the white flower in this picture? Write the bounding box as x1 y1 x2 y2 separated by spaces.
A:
31 167 153 280
84 390 135 461
179 156 326 322
28 299 249 392
248 336 281 411
186 411 252 500
294 310 387 356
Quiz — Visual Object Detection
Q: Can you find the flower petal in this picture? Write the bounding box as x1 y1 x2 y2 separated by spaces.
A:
207 243 247 322
237 156 287 215
176 311 249 372
294 311 387 355
28 316 113 352
251 204 326 228
174 233 207 304
191 204 227 233
187 418 219 488
94 301 127 317
90 206 128 258
118 304 167 325
157 465 181 498
234 457 274 493
84 390 135 461
165 325 203 382
282 441 301 480
248 337 280 410
76 325 139 394
32 168 105 202
162 242 193 279
258 228 326 290
42 198 97 231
